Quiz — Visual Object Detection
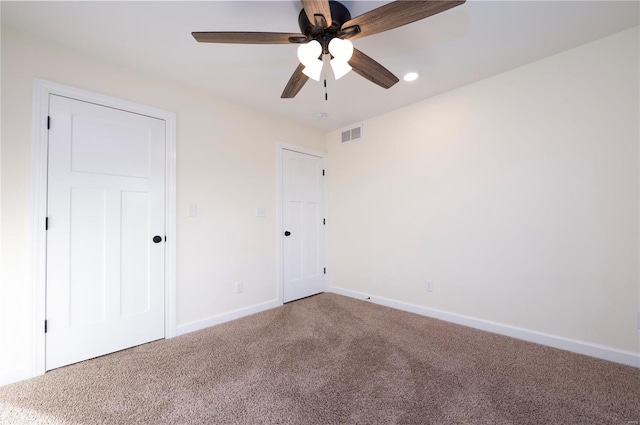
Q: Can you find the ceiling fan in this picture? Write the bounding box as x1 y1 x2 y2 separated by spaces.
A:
192 0 466 99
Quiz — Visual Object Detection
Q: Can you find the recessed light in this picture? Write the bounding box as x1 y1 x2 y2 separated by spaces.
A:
403 72 419 82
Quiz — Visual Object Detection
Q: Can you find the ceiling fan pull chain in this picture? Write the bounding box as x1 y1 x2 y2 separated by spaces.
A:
324 78 328 101
323 55 328 101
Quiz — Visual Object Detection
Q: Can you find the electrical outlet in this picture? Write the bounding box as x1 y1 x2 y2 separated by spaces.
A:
235 281 244 294
425 281 433 292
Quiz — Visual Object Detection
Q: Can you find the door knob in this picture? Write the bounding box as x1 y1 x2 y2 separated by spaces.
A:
153 235 163 243
284 231 291 237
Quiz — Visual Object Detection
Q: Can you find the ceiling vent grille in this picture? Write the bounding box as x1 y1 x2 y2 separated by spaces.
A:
341 124 363 143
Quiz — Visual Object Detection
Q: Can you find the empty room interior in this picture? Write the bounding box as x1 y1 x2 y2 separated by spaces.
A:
1 0 639 423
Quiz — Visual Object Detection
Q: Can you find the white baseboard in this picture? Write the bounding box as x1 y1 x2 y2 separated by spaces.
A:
328 286 640 368
176 300 280 336
1 301 281 387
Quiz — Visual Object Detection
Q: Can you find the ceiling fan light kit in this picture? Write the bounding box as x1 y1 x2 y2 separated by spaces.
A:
192 0 466 98
297 36 354 81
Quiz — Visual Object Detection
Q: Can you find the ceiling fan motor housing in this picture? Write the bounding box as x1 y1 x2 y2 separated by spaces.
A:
298 0 352 51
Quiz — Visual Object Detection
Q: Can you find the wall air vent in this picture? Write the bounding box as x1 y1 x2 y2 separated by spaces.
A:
341 124 363 143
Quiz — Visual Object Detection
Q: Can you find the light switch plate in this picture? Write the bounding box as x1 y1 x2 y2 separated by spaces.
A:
187 204 197 217
256 207 266 218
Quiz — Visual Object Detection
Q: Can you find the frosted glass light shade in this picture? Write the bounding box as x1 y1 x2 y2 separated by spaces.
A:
328 38 353 80
328 38 353 61
297 40 322 66
298 40 323 81
330 60 352 80
302 60 323 81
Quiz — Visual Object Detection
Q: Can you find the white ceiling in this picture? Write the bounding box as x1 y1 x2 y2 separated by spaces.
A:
2 1 638 132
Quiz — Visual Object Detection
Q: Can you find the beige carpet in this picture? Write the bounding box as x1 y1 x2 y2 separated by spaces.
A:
1 293 639 424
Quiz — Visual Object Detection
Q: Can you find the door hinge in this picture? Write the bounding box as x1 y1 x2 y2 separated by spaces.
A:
47 116 50 130
45 217 49 231
324 267 326 275
44 320 48 333
322 169 325 176
323 218 326 225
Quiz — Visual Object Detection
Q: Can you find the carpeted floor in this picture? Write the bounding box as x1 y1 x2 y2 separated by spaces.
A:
1 293 639 424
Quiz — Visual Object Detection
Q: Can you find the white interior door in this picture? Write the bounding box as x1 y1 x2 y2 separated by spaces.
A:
46 95 166 370
282 149 325 303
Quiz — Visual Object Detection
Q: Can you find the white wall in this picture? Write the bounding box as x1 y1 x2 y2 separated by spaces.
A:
327 27 640 358
0 25 326 385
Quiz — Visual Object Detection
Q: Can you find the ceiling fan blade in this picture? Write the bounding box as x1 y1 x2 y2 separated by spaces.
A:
349 48 399 89
192 32 306 44
281 63 310 98
341 0 465 40
301 0 332 29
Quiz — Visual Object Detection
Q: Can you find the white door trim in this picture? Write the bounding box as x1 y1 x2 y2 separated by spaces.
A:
30 78 177 378
276 142 328 305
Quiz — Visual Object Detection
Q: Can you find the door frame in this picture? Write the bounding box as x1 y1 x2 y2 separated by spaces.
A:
29 78 177 377
276 142 328 305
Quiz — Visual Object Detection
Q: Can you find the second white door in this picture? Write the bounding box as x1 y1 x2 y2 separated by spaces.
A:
46 95 166 370
282 149 326 303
